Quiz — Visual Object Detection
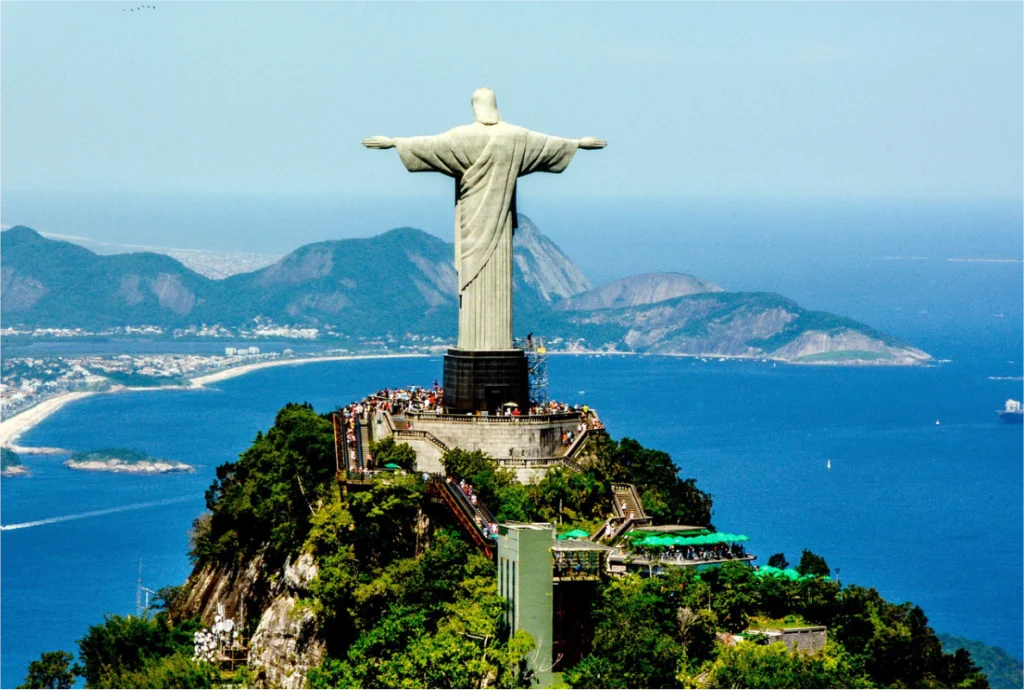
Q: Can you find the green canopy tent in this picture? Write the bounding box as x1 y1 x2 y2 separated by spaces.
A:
754 566 831 582
557 529 590 540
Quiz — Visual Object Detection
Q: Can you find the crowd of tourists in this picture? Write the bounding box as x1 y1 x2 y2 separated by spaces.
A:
333 381 604 470
656 542 748 564
334 382 445 471
369 382 444 414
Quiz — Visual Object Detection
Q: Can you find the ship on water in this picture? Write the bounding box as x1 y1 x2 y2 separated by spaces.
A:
997 399 1023 424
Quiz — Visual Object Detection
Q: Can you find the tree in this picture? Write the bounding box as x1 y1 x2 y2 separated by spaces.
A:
703 641 871 689
767 552 789 569
601 438 713 527
198 403 336 566
565 575 685 688
368 436 416 470
99 653 219 689
796 549 830 577
18 651 80 689
700 561 763 633
440 448 517 515
77 614 201 688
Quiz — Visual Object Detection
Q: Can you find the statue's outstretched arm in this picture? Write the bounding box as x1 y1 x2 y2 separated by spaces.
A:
361 136 395 149
578 137 607 150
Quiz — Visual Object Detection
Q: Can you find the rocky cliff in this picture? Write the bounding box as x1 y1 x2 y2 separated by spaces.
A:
176 552 325 689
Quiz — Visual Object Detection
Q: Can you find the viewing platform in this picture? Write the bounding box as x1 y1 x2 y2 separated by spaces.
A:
330 386 602 482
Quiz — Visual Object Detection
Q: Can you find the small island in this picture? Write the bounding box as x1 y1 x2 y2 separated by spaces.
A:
64 448 194 474
1 447 30 477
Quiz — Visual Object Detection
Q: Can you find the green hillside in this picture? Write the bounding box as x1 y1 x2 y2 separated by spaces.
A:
1 447 22 470
0 224 930 363
938 633 1023 689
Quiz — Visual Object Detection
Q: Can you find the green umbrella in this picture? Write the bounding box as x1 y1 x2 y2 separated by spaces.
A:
384 463 401 469
558 529 590 540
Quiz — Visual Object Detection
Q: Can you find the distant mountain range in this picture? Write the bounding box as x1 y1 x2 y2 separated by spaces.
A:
0 217 932 364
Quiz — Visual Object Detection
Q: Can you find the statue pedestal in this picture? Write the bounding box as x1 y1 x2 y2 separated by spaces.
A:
443 348 530 413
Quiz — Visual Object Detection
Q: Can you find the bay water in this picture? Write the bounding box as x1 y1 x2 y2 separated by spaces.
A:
1 349 1021 686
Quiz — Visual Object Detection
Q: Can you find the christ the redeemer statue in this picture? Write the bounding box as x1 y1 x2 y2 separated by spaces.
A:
362 87 605 352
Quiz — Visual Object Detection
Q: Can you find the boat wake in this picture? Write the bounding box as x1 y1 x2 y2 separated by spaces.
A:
0 496 194 532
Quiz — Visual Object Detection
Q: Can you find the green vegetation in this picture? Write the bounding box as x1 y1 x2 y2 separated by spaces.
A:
702 641 871 688
435 435 713 530
77 614 210 688
746 614 811 630
70 448 159 464
2 226 918 362
18 612 216 689
17 650 80 689
563 562 987 689
368 435 417 471
189 403 336 567
796 549 831 577
1 446 22 470
36 402 989 689
938 634 1023 689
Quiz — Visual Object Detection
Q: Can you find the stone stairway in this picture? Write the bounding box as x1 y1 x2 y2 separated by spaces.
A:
611 483 646 520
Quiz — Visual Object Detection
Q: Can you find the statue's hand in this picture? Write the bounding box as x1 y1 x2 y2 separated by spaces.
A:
578 137 607 150
361 136 396 149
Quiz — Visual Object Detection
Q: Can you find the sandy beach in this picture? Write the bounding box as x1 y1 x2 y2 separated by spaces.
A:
0 390 98 452
0 353 429 452
189 353 427 387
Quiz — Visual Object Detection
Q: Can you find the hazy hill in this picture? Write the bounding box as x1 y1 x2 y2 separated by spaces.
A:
214 227 458 336
0 222 932 363
545 290 932 364
556 272 721 311
1 226 210 327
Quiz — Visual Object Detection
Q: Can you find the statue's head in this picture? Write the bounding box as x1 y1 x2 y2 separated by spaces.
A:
472 88 501 125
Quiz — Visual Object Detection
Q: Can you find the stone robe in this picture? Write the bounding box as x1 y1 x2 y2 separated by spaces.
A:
395 122 578 350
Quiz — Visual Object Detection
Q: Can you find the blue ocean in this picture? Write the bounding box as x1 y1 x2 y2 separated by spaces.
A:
1 199 1022 686
3 354 1021 686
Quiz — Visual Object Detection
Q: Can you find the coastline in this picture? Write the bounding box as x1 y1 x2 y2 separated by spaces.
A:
0 391 99 453
0 353 429 452
189 353 427 387
0 348 926 453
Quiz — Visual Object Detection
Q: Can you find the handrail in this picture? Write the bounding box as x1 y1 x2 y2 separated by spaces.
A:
354 415 366 470
611 483 647 519
428 478 495 558
607 517 639 544
406 410 582 425
559 427 590 460
394 429 450 453
448 480 497 531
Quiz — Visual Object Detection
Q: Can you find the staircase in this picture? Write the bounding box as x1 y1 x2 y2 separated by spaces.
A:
611 483 646 521
357 416 373 466
427 477 497 559
591 484 652 545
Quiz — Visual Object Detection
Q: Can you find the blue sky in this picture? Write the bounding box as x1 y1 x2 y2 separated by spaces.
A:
2 1 1022 200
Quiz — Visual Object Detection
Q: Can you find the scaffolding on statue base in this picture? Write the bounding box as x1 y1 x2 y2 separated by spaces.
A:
516 334 549 406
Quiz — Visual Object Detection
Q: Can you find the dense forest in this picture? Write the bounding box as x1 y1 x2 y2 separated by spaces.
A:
20 403 997 689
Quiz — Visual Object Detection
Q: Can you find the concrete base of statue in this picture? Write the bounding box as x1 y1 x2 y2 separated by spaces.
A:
442 348 530 414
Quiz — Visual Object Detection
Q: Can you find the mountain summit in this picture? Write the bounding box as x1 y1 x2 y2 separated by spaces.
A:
0 221 931 364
